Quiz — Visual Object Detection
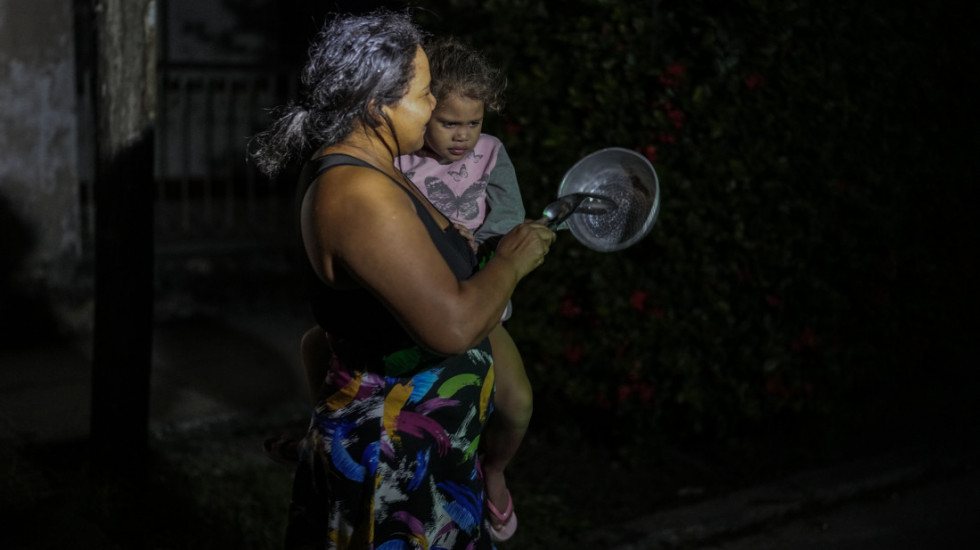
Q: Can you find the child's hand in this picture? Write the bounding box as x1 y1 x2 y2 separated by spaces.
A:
454 223 478 253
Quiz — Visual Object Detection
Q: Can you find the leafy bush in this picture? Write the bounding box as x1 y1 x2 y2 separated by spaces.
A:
412 0 979 460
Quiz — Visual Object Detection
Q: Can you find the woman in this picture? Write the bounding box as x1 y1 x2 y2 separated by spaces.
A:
250 10 554 549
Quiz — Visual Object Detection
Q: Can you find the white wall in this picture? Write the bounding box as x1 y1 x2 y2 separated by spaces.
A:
0 0 283 307
0 0 82 291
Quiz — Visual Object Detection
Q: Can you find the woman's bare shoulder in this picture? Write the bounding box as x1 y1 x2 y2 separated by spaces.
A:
311 164 412 215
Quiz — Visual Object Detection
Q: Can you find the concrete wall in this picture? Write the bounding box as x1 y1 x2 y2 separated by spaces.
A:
0 0 83 297
0 0 292 335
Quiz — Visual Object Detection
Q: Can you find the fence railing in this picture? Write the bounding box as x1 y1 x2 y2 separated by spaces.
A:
154 62 298 255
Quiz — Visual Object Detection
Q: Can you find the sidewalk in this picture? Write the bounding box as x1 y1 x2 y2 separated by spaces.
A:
0 306 315 446
584 447 979 548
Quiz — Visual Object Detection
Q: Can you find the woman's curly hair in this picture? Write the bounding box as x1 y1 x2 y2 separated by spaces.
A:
250 9 425 177
424 37 507 113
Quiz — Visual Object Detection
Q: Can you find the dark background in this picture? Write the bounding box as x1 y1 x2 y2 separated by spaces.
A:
2 0 978 548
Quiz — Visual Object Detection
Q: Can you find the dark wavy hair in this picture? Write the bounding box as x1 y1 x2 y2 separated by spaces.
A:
250 9 425 177
424 36 506 114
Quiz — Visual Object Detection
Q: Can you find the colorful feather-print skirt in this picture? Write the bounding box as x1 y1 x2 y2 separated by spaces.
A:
285 340 496 550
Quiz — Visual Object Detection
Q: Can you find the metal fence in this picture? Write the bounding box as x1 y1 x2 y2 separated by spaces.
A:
154 63 298 255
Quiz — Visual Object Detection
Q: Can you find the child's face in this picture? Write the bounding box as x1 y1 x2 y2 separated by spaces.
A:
423 94 485 164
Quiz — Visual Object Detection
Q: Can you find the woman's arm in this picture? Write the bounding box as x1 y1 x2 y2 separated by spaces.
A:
302 165 553 355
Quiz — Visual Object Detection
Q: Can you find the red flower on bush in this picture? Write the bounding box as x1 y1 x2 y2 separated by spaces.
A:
616 371 658 407
564 344 583 363
636 382 656 405
764 294 782 308
652 101 685 130
870 290 891 306
559 298 582 318
642 144 658 163
666 106 685 129
629 289 648 311
505 122 523 135
744 73 765 90
765 376 792 399
617 383 632 403
667 62 686 77
832 179 854 195
791 327 818 352
658 62 686 87
614 343 630 357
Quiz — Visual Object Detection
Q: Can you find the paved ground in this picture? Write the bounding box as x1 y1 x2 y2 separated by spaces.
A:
2 302 978 548
0 307 315 445
693 467 980 549
584 447 980 548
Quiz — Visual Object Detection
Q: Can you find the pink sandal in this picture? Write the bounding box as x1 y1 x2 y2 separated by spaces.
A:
487 490 518 542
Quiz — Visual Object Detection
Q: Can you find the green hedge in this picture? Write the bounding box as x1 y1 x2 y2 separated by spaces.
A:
413 0 976 457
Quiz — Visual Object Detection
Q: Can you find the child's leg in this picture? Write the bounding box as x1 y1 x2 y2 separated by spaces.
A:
301 325 332 403
484 324 533 519
264 326 331 465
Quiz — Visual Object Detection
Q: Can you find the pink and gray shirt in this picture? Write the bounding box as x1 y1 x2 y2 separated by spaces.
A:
397 134 525 245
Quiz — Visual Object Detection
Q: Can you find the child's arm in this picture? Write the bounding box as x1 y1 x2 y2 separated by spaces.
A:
474 142 525 246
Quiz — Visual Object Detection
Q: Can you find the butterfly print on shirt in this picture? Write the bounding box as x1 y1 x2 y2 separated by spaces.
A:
448 164 468 182
424 177 487 222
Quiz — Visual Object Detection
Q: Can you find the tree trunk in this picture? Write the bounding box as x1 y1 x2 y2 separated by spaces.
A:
89 0 156 488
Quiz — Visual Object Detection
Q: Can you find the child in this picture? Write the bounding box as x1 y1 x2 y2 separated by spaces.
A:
397 37 530 542
265 37 531 543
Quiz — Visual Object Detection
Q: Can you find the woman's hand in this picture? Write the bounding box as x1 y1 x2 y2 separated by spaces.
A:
492 220 556 279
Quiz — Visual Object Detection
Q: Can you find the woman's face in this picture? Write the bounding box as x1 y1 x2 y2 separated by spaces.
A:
384 46 437 155
423 94 485 165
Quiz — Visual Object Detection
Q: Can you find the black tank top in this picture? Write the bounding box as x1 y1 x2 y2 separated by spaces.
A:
299 154 478 355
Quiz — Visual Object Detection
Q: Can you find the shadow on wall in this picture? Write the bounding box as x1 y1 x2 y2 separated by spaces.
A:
0 188 59 349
